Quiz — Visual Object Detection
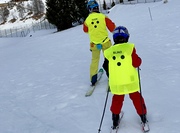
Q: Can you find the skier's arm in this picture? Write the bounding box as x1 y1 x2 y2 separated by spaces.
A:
132 48 142 68
83 22 88 33
105 17 116 32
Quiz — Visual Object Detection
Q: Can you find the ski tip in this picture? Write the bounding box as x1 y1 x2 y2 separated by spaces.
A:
85 93 89 97
85 92 92 97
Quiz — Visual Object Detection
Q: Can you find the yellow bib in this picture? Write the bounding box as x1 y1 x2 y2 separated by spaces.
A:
104 43 140 95
85 13 109 44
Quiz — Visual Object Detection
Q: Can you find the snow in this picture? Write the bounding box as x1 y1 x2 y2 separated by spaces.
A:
0 0 8 3
0 0 180 133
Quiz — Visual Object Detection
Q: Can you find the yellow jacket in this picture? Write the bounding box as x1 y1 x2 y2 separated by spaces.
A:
104 43 140 95
83 12 115 44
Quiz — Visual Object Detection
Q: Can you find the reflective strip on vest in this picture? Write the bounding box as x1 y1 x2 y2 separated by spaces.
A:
104 43 140 95
85 13 109 44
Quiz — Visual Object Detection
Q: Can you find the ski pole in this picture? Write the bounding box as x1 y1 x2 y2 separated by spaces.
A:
137 67 146 117
137 67 143 96
98 86 110 133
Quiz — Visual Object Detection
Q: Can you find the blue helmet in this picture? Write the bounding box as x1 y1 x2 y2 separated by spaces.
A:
113 26 130 43
87 0 99 10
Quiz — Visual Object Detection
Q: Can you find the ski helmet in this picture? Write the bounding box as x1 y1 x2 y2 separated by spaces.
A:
87 0 99 11
113 26 130 43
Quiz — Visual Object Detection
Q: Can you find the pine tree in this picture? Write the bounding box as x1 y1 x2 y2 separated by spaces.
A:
33 0 45 15
73 0 88 24
103 0 107 10
111 1 115 7
0 7 10 22
119 0 123 3
46 0 88 31
46 0 72 31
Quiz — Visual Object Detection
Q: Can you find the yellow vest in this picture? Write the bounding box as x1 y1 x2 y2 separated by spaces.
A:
85 12 109 44
104 43 140 95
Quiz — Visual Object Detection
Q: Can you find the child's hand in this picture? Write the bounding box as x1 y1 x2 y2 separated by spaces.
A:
96 44 102 50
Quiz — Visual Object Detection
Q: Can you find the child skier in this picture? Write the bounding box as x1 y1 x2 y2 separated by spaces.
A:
83 0 116 85
104 26 148 130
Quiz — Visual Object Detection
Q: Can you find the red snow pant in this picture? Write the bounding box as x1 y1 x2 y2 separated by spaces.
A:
110 91 147 115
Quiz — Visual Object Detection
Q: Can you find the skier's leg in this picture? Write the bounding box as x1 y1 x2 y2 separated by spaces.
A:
102 58 109 78
102 40 112 78
129 91 147 123
90 43 101 85
129 91 147 115
110 94 125 115
111 94 124 128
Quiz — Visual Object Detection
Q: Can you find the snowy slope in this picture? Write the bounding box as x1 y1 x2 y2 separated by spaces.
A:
0 0 180 133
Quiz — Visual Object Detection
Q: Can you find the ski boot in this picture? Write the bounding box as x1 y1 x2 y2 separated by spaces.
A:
140 114 150 132
140 114 147 123
112 113 119 129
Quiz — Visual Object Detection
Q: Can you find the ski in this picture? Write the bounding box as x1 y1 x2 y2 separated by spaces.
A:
110 111 124 133
141 122 150 133
85 68 104 97
109 111 149 133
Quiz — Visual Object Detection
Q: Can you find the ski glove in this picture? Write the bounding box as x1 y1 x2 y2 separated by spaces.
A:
96 44 102 50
